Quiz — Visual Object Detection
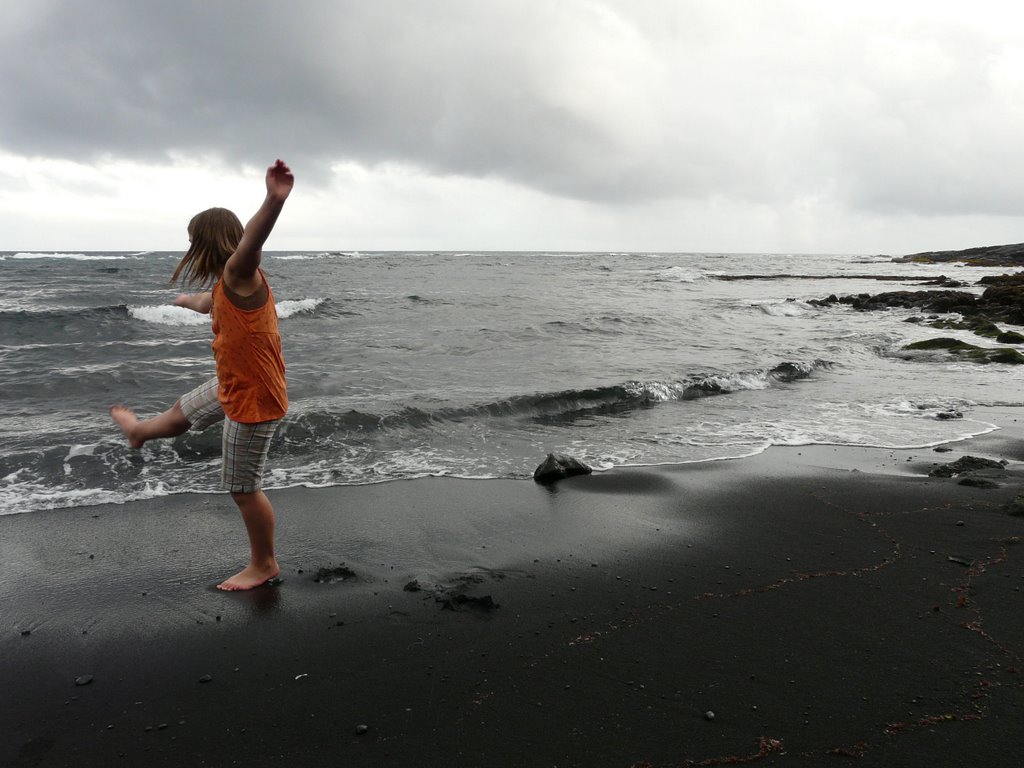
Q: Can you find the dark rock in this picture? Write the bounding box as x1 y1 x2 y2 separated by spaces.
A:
74 675 93 686
1008 494 1024 517
930 456 1006 478
533 453 592 484
403 579 422 592
355 724 370 735
312 564 357 583
997 330 1024 344
933 446 953 453
936 411 963 420
958 475 999 488
813 271 1024 329
441 593 498 611
199 674 212 683
903 338 1024 365
893 243 1024 267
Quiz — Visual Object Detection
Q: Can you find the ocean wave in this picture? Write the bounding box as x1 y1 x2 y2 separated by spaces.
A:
282 361 833 440
0 304 130 323
405 295 452 306
755 300 814 317
277 298 326 318
272 251 364 260
128 305 210 326
3 252 129 261
126 297 326 325
653 265 703 283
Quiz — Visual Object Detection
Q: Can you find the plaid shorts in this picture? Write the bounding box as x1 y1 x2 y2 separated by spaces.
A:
179 377 282 494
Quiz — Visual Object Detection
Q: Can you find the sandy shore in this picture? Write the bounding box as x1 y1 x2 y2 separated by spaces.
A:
4 408 1024 767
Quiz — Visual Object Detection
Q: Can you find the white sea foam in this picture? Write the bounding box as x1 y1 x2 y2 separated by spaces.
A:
128 305 210 326
277 298 325 318
756 300 812 317
5 252 124 260
702 372 772 392
127 298 323 326
66 443 98 459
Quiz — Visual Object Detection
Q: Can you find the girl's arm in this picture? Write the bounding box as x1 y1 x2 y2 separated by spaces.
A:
174 292 213 314
223 159 294 295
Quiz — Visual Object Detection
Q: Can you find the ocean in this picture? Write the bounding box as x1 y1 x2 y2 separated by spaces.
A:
1 250 1021 515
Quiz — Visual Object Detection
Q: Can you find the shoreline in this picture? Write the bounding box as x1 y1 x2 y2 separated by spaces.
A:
4 409 1024 766
4 410 1008 520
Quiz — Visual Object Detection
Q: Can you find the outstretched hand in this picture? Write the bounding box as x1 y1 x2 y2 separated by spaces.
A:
266 159 294 201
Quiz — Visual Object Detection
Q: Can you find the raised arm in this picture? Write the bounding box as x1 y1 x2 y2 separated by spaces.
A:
174 291 213 314
223 160 294 293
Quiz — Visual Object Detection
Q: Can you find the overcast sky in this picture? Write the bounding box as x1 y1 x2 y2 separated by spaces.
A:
2 0 1023 254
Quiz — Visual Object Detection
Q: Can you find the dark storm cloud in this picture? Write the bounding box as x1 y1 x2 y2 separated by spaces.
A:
2 0 700 201
3 1 1024 216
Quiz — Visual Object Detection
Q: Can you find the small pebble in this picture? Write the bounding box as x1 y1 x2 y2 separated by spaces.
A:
704 710 715 721
198 674 212 683
355 724 370 735
75 675 94 686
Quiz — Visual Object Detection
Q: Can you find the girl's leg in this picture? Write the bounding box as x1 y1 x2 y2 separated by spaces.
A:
218 416 282 591
110 400 190 449
217 490 281 591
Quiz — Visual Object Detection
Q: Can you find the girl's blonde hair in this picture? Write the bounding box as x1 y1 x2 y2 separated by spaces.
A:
171 207 244 287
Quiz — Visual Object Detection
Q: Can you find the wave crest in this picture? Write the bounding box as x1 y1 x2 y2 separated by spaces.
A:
283 360 833 440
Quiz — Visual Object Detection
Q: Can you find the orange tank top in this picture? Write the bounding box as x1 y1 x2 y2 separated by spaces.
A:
210 269 288 423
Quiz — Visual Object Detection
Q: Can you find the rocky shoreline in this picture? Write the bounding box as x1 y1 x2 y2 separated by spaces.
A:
892 241 1024 267
805 266 1024 364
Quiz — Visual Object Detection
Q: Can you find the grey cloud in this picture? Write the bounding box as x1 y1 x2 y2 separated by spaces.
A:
3 1 1023 216
0 0 752 203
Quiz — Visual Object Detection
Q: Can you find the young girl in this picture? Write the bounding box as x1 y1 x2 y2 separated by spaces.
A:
111 159 294 591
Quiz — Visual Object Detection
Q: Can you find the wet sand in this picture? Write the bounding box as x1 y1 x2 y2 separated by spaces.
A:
4 416 1024 767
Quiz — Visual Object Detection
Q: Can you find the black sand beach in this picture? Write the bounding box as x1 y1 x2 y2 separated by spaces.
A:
5 414 1024 767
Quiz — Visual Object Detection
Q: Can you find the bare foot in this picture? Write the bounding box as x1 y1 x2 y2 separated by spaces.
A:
110 405 143 448
217 561 280 591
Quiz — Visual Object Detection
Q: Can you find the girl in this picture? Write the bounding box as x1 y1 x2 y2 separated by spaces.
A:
111 159 294 591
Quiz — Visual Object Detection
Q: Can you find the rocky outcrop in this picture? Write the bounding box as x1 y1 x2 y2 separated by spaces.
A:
928 455 1007 477
893 242 1024 267
902 338 1024 365
809 274 1024 326
811 272 1024 364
